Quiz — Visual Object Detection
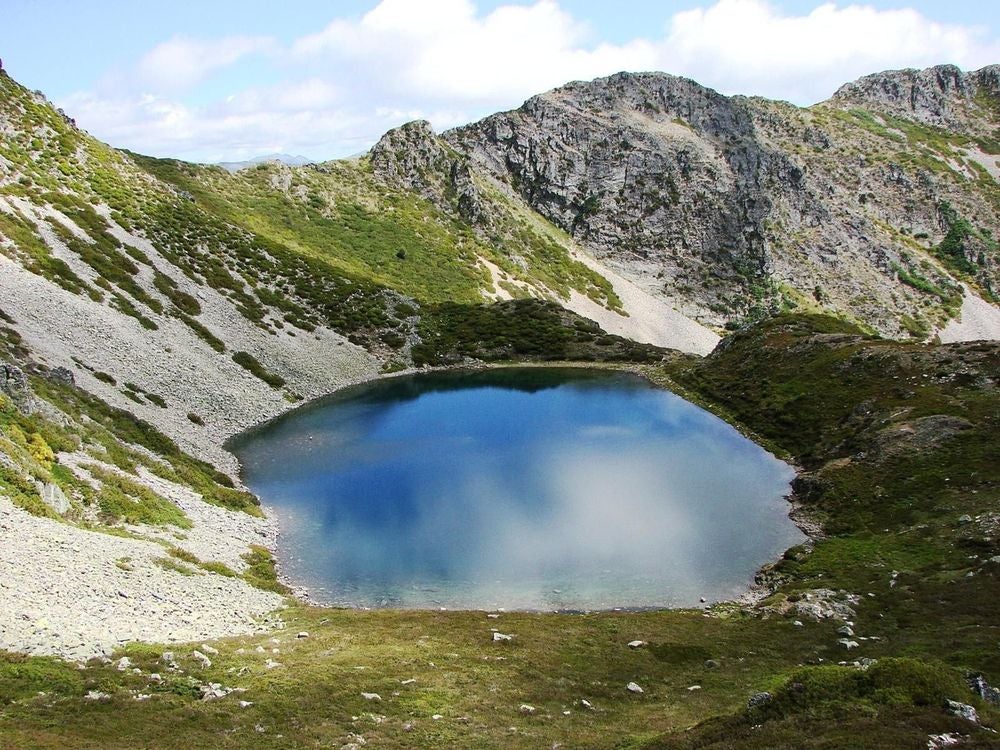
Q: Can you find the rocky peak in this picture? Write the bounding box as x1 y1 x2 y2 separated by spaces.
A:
369 120 440 187
533 71 752 140
369 120 484 223
828 64 997 131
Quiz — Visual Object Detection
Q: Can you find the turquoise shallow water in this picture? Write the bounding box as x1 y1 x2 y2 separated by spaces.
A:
230 368 804 610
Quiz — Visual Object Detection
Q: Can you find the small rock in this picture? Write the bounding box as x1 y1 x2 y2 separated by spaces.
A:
519 704 536 714
687 685 702 691
703 659 720 669
201 644 219 655
837 625 855 637
946 700 978 724
400 678 417 685
431 714 443 720
493 632 513 642
201 682 231 701
968 674 1000 705
239 700 254 708
84 690 110 701
928 733 965 749
264 659 283 669
361 693 382 701
838 639 860 650
36 482 70 515
627 640 647 649
747 691 772 709
116 657 132 672
296 631 310 639
580 699 596 711
626 682 644 694
192 650 212 668
792 620 804 627
958 514 973 524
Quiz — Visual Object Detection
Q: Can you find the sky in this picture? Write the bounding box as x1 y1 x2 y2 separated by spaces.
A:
1 0 998 163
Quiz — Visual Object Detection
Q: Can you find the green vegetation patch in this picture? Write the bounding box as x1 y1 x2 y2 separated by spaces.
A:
232 351 286 389
86 463 191 528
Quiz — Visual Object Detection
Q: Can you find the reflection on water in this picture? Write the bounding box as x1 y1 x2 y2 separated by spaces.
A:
230 368 804 610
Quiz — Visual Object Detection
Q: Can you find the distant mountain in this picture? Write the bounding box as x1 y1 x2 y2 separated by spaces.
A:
216 153 314 172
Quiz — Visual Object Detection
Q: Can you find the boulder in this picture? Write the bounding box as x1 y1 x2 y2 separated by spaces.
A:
34 482 70 515
747 691 772 709
0 364 34 414
946 699 978 724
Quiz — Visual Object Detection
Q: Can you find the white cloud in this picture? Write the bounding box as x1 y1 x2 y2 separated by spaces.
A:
55 0 1000 162
137 35 275 92
293 0 655 103
657 0 1000 103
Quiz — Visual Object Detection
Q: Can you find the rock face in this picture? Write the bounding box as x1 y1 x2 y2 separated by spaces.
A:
445 73 782 319
434 65 1000 336
830 64 1000 132
0 364 34 413
370 119 485 224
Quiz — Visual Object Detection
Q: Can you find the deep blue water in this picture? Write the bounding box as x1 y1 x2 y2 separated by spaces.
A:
230 368 803 610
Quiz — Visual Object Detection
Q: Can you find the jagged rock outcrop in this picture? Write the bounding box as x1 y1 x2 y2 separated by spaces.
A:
370 119 486 224
830 64 1000 133
0 364 34 414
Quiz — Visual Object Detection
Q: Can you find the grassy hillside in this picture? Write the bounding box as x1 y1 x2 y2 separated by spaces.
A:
0 68 621 366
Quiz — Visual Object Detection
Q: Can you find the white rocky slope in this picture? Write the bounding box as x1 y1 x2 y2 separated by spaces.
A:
0 200 380 474
0 453 285 661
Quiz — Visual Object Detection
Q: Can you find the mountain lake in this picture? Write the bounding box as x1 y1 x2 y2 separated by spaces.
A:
229 368 804 610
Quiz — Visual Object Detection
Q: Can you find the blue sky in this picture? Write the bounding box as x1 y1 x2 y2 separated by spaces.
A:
2 1 998 162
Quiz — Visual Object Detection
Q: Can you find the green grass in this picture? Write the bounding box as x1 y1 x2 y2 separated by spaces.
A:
241 545 290 595
414 298 666 366
86 464 191 528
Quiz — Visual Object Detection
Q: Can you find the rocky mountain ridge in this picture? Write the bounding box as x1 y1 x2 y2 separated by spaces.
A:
426 64 1000 338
